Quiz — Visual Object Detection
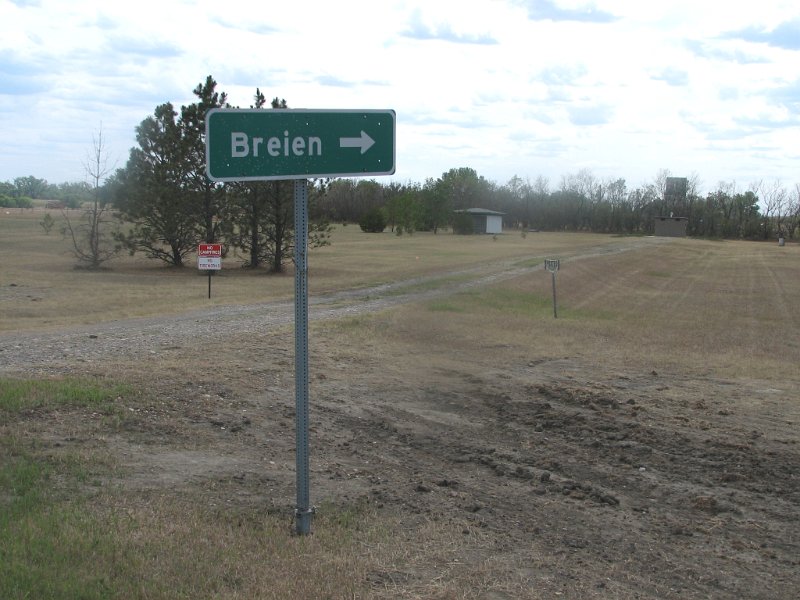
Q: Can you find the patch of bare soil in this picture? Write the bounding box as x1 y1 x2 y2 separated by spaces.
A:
2 240 798 598
26 343 797 598
308 345 799 598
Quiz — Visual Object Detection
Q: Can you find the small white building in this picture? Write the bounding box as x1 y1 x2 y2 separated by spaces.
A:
456 208 505 234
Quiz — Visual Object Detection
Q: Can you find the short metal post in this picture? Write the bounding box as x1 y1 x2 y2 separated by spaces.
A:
293 179 313 535
544 259 560 319
208 271 212 299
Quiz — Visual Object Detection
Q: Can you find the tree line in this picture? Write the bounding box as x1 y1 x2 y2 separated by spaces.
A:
326 169 799 242
0 176 95 209
99 78 331 271
7 75 798 271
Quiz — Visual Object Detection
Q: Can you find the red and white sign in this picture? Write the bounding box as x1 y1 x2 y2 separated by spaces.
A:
198 243 222 257
198 243 222 270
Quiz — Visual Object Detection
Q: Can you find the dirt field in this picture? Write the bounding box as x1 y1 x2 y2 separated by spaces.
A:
1 220 799 598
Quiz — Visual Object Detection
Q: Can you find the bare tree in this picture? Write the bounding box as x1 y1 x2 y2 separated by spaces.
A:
754 179 788 240
62 126 120 269
786 183 800 239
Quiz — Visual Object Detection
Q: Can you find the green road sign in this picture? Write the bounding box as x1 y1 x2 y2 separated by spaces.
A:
206 108 395 181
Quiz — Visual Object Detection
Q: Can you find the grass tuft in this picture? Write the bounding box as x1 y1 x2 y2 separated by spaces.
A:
0 377 131 416
0 452 117 600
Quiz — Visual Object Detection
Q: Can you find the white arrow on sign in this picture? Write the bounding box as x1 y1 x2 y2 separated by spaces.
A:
339 130 375 154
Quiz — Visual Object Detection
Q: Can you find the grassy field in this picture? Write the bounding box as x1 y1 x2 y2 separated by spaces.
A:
1 208 799 599
0 380 389 599
1 209 621 331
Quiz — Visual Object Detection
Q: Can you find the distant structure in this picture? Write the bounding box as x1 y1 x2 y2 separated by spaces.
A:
665 177 688 209
655 177 689 237
454 208 504 234
654 216 688 237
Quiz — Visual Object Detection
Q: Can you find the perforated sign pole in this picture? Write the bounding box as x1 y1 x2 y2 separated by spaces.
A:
206 108 396 537
293 179 313 535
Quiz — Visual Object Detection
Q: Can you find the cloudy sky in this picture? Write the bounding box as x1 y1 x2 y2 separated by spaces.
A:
1 0 798 193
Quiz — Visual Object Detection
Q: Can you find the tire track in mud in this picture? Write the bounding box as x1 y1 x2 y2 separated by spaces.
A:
326 367 800 583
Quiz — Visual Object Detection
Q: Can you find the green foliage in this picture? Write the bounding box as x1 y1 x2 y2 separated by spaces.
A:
181 76 229 245
0 378 124 599
224 179 294 271
0 445 118 599
13 175 48 199
437 167 492 211
111 78 327 271
687 189 762 239
385 192 421 235
39 213 55 234
452 211 475 234
359 206 386 233
44 181 93 207
0 195 33 208
113 102 200 266
417 178 450 233
0 377 130 417
113 78 229 266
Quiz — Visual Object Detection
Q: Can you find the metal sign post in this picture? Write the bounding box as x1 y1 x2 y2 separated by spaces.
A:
544 259 560 318
293 179 313 535
198 244 222 299
205 107 395 537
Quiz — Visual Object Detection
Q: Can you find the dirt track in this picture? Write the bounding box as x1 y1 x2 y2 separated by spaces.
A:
0 237 664 372
2 236 798 599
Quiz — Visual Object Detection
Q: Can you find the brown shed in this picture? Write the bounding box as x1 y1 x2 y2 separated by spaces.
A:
654 216 688 237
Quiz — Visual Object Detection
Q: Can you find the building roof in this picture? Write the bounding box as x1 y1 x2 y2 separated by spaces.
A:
454 208 506 216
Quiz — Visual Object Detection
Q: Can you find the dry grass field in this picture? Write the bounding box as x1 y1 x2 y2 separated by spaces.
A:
1 209 799 599
1 210 615 331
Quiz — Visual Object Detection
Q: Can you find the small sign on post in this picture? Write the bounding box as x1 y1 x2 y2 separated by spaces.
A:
544 259 560 318
198 243 222 298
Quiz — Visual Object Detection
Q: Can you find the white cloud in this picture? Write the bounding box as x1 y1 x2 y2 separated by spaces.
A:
723 18 800 50
0 0 798 190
